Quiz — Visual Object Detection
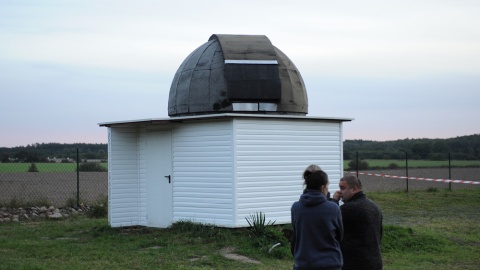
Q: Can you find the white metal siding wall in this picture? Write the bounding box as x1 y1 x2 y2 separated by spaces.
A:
137 125 147 225
234 118 343 226
172 121 235 226
108 125 147 227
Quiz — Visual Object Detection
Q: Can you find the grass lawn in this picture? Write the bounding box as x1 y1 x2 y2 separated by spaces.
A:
0 189 479 269
1 160 478 172
0 163 108 172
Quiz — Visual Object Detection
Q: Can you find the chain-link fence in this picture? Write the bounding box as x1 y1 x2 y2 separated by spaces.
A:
344 152 480 192
2 150 479 207
0 150 107 207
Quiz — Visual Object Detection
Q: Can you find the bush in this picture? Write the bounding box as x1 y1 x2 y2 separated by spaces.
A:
65 197 76 208
387 163 400 169
27 163 39 172
79 162 107 172
347 160 369 170
6 197 26 208
88 203 108 218
244 214 289 259
86 195 108 218
32 197 52 207
245 212 276 238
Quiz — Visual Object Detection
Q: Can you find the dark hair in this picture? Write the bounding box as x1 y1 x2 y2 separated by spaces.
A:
305 170 329 190
303 164 321 182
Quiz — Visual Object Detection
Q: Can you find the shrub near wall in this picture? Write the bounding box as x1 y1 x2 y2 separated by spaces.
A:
79 162 107 172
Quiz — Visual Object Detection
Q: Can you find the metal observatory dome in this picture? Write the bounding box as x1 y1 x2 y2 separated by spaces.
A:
168 34 308 117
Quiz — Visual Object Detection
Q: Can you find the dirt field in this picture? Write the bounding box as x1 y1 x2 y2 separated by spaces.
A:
0 172 107 206
349 167 480 192
1 168 478 206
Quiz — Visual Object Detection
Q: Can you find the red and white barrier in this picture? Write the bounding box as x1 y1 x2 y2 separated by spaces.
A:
346 171 480 185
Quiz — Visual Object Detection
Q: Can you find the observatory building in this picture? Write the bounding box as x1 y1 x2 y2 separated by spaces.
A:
99 34 352 228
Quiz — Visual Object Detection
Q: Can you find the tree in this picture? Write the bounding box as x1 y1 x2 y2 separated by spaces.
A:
432 140 449 153
411 142 431 159
1 154 10 163
28 163 39 172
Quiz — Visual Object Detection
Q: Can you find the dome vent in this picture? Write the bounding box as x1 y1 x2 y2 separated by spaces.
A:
168 34 308 116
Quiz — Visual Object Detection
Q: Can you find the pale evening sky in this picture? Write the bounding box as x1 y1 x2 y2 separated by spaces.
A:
1 0 479 147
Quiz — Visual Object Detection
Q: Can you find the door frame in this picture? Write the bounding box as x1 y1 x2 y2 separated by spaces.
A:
146 130 173 228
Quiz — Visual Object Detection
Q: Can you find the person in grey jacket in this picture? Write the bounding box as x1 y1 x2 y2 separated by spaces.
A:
291 169 344 270
333 175 383 270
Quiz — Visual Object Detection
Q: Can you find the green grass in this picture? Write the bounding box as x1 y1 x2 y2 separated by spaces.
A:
0 189 479 269
0 163 108 172
2 160 478 172
344 159 480 169
370 189 480 269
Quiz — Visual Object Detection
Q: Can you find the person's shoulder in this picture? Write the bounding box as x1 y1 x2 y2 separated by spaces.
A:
340 197 362 211
360 196 382 213
326 200 340 208
291 200 301 209
366 197 382 210
364 195 380 206
329 198 340 205
324 200 342 214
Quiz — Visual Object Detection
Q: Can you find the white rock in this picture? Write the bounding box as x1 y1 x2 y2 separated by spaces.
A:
49 212 63 219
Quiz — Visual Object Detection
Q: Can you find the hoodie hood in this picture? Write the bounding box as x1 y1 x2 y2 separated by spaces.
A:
299 189 327 207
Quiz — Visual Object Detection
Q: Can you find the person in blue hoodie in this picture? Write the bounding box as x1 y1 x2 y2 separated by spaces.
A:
291 169 344 270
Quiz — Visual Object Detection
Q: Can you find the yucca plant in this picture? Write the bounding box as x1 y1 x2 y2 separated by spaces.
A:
245 211 276 237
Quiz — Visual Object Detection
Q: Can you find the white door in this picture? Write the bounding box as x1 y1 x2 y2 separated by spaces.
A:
146 130 172 228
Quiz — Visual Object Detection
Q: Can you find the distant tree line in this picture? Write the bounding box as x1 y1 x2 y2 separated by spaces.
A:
0 143 107 163
1 134 479 163
344 134 480 160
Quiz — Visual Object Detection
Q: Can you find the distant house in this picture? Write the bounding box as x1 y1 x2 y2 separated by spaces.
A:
47 157 72 163
82 159 104 163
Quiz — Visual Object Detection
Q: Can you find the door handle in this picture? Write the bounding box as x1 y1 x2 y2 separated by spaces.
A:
164 175 171 183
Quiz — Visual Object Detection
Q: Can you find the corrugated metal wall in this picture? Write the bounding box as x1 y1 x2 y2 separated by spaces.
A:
108 125 147 227
172 120 235 226
234 118 343 226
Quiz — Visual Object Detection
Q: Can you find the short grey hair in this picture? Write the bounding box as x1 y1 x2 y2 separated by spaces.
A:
340 175 363 190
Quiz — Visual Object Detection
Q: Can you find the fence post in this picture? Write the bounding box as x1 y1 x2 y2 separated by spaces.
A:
448 153 452 191
405 151 409 193
76 148 80 207
356 151 359 179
